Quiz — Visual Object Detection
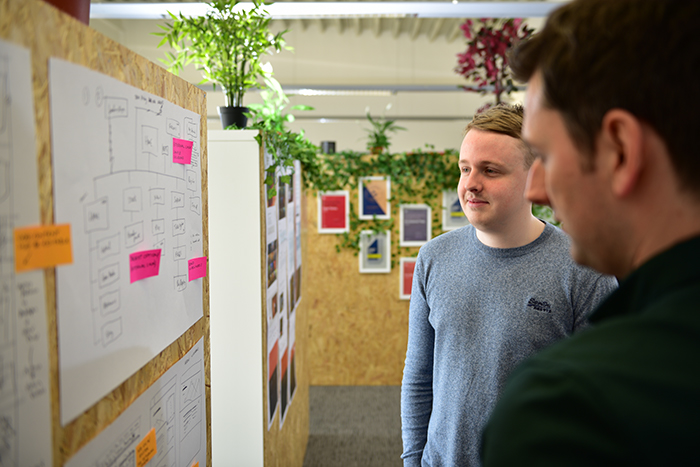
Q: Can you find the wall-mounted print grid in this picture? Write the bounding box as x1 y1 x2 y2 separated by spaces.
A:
358 176 391 220
317 191 350 233
359 230 391 273
400 204 431 247
399 257 417 300
442 190 470 231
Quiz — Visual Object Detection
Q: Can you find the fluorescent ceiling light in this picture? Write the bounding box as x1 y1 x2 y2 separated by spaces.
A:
291 89 394 96
90 2 567 20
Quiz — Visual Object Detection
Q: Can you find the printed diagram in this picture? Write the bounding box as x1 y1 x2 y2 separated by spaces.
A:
50 58 204 426
85 92 202 349
0 41 53 467
179 359 203 466
150 378 176 467
66 340 206 467
95 418 140 467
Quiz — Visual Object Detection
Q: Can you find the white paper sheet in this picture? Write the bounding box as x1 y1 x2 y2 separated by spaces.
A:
0 38 53 466
66 338 207 467
48 58 204 425
264 149 280 430
293 160 302 310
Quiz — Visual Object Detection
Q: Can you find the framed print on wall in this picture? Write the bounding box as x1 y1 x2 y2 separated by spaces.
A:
358 176 391 220
399 257 417 300
317 191 350 233
442 190 470 231
359 230 391 273
400 204 431 247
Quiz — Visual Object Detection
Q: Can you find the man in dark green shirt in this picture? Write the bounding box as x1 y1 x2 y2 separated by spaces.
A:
481 0 700 465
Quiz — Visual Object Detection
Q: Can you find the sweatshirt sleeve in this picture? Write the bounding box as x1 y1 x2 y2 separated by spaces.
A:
401 253 435 467
572 271 618 332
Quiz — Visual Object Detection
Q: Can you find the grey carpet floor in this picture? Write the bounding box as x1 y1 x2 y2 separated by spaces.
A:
303 386 403 467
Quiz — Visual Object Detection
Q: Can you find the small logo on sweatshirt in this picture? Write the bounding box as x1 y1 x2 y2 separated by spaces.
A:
527 298 552 313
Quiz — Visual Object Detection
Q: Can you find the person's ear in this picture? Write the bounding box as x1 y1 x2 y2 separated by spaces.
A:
598 109 644 198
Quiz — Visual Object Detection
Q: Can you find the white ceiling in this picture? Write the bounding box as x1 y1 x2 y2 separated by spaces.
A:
88 1 562 151
90 1 565 42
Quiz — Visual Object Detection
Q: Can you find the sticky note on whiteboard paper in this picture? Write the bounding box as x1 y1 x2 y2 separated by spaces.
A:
14 224 73 272
173 137 194 164
135 427 157 467
129 249 162 283
188 256 207 281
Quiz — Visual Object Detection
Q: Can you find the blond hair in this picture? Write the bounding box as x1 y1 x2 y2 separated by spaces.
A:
465 103 535 168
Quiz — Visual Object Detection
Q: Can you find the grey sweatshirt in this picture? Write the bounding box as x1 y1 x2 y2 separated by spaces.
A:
401 222 618 466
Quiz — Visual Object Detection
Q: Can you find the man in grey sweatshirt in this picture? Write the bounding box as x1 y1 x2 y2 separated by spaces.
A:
400 104 617 466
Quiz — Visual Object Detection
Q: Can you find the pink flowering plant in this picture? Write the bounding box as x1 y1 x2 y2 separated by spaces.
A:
455 18 534 107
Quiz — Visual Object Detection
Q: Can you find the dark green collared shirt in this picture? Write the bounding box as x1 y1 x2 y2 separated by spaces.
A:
481 235 700 466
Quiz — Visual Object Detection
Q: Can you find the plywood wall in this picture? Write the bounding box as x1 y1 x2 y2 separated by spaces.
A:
304 188 412 386
0 0 210 463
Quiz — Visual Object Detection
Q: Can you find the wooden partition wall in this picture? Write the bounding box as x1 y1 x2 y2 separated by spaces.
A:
0 0 210 462
209 131 309 467
304 188 412 386
2 2 311 465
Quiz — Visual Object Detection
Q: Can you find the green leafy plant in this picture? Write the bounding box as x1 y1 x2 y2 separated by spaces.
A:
154 0 288 107
364 113 406 155
246 69 318 198
302 146 459 265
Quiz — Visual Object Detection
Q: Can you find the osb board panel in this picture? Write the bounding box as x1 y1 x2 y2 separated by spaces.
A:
262 158 310 467
0 0 210 464
304 190 411 386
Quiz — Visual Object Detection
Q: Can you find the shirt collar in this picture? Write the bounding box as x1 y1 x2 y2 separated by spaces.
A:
590 235 700 323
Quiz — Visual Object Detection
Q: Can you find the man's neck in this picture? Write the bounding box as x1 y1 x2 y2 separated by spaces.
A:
475 215 545 249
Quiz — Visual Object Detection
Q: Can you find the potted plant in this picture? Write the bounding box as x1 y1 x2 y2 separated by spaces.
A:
155 0 288 128
364 112 406 155
455 18 534 110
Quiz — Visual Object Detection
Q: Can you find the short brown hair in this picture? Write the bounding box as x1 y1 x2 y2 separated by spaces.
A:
510 0 700 195
465 103 535 168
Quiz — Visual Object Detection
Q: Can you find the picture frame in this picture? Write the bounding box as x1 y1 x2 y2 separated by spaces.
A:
358 230 391 273
399 257 417 300
317 190 350 233
442 189 470 231
358 176 391 220
400 204 431 247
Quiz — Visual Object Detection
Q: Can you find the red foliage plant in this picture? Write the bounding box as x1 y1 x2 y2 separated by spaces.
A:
455 18 534 109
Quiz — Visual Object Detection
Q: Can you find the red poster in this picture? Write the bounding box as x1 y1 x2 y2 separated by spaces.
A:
403 261 416 296
400 258 417 299
321 194 347 229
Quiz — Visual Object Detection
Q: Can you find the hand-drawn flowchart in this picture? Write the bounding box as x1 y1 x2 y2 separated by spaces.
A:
49 58 204 425
66 338 207 467
0 39 53 466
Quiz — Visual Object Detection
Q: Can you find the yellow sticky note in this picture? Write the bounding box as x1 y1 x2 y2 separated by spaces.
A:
135 428 157 467
14 224 73 273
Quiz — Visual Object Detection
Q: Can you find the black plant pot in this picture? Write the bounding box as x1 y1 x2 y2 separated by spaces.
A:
218 106 248 129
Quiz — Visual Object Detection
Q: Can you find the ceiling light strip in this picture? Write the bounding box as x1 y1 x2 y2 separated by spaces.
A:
90 2 567 20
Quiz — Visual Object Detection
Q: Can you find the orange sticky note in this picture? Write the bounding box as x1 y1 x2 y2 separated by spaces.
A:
14 224 73 273
191 463 199 467
135 427 157 467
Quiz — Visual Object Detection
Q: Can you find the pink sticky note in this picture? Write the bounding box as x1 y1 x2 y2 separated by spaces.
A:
173 138 194 164
188 256 207 281
130 249 162 283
